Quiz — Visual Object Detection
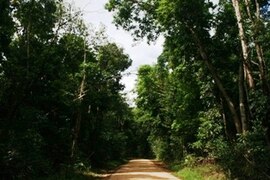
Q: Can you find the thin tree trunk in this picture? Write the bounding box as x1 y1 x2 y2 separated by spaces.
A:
70 38 87 159
232 0 255 89
71 107 82 159
254 0 270 94
70 73 86 159
255 44 269 93
241 0 270 145
239 61 248 134
244 0 252 20
244 0 270 94
220 97 230 139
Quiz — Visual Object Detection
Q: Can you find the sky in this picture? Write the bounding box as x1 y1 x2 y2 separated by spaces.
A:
65 0 164 103
65 0 219 104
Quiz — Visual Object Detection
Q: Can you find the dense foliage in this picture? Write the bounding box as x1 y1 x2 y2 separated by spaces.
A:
107 0 270 179
0 0 135 178
1 0 270 179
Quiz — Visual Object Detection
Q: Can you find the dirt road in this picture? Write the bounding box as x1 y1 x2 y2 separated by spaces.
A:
107 159 179 180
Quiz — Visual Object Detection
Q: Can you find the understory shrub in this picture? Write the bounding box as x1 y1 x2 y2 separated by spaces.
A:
214 123 270 180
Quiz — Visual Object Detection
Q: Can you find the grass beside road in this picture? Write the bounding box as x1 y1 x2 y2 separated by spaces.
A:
175 164 226 180
169 157 226 180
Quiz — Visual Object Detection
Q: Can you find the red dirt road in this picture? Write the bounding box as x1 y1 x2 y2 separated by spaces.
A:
107 159 180 180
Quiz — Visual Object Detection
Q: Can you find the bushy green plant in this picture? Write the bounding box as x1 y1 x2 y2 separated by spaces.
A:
183 154 197 167
213 123 270 179
177 167 203 180
193 107 223 156
150 137 170 161
1 129 52 179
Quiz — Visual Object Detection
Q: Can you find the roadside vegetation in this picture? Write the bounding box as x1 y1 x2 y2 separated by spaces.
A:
170 156 225 180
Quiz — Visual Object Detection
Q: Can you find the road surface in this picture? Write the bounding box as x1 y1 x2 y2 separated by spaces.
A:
108 159 179 180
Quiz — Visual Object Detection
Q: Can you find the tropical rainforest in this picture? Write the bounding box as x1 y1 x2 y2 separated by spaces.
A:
1 0 270 179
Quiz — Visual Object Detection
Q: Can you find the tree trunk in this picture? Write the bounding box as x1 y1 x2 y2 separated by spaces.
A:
186 25 242 134
243 0 270 144
70 39 87 159
255 44 269 93
220 97 231 139
71 106 82 159
231 0 255 89
202 51 242 134
244 0 270 94
238 0 269 92
239 61 248 134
